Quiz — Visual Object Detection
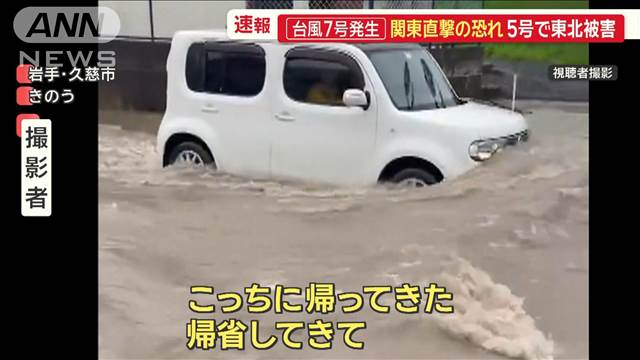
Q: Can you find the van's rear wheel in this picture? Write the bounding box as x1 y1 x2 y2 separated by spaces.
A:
390 168 438 188
168 142 215 169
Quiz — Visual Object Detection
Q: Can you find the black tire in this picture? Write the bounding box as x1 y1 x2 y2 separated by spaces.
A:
389 168 438 187
167 141 215 168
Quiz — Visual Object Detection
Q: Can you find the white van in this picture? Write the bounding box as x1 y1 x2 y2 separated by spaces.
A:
157 30 528 187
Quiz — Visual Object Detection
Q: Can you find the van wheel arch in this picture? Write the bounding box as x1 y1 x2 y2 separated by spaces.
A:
163 133 215 167
378 157 444 185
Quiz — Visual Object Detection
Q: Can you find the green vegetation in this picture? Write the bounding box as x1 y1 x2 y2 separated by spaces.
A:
484 43 588 64
482 0 589 64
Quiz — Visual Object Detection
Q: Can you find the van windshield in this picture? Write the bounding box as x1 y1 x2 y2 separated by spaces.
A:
362 46 464 111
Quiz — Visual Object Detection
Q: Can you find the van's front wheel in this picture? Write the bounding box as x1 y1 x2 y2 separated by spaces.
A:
390 168 438 188
168 142 216 169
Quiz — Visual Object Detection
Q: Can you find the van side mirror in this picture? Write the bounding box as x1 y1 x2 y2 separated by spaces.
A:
343 89 370 110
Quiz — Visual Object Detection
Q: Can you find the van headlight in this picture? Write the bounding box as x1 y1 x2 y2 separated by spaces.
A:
469 139 501 161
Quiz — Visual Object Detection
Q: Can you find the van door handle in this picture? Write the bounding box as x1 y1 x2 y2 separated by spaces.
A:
275 112 295 122
201 105 219 114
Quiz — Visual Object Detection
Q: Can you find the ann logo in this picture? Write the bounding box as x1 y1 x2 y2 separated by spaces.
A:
14 7 120 43
26 12 101 39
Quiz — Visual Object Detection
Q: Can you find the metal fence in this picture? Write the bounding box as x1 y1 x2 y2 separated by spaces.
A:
376 0 484 8
247 0 483 9
246 0 294 9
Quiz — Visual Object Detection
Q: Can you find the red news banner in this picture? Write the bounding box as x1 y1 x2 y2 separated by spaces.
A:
276 14 624 43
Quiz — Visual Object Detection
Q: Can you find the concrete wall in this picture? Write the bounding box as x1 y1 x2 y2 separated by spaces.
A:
99 39 170 114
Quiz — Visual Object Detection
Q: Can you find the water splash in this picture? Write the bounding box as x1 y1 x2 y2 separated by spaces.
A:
434 257 554 360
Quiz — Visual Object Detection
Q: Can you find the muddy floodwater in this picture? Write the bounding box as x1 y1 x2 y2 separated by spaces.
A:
99 101 588 360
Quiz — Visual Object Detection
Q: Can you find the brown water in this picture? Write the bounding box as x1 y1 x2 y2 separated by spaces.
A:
98 101 588 360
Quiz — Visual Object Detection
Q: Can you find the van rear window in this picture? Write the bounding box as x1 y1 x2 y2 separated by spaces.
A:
185 42 266 97
185 42 205 92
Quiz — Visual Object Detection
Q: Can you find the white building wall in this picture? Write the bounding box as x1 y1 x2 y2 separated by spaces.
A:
100 0 247 38
101 0 478 38
153 1 245 37
101 0 152 37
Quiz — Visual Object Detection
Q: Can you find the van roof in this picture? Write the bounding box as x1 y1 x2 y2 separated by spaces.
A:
174 29 268 42
172 30 425 52
354 43 424 52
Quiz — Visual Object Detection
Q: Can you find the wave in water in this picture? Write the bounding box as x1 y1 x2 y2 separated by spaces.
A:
433 257 554 360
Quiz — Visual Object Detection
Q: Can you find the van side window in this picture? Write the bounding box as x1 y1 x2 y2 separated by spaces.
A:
283 49 364 106
185 42 266 96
